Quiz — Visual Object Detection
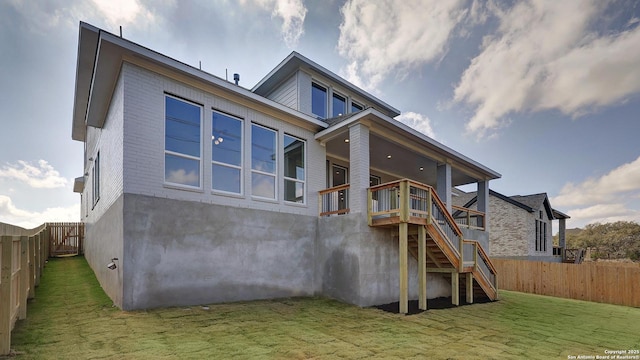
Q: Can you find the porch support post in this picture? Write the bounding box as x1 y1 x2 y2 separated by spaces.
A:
558 218 566 250
451 271 459 306
466 272 474 304
418 225 427 310
399 222 408 314
349 123 370 214
477 181 489 233
437 163 452 213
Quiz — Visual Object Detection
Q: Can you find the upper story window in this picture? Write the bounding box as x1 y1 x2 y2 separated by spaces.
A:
332 93 346 117
312 83 327 119
212 110 243 194
251 124 277 199
284 135 305 203
164 95 202 188
352 102 363 112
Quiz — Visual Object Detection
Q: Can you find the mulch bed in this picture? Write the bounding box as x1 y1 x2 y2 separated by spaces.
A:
373 297 492 315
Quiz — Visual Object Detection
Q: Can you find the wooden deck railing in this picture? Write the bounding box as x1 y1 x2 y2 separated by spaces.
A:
463 240 497 291
318 184 350 217
0 222 84 355
451 205 486 231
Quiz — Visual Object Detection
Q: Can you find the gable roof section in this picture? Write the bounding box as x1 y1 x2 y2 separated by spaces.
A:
72 23 327 142
511 194 555 220
456 190 566 220
315 108 501 182
252 52 401 118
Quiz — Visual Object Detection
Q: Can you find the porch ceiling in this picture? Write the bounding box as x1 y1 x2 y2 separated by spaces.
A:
326 133 479 187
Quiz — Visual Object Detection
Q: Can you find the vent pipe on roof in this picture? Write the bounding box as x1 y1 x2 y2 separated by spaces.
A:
119 26 122 38
234 73 240 85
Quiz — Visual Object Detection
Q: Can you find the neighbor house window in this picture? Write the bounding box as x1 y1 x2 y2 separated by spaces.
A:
251 124 276 199
332 93 346 117
165 95 202 188
92 152 100 207
312 83 327 118
212 110 242 194
284 135 305 203
351 101 363 112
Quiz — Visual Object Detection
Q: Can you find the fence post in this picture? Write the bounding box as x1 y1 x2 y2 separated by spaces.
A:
1 236 13 355
34 234 41 287
28 236 35 299
43 225 49 261
18 236 28 320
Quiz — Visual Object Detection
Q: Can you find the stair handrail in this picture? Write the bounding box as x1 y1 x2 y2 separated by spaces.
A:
463 239 497 290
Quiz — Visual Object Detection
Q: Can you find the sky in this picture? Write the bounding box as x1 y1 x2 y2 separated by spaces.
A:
1 0 640 231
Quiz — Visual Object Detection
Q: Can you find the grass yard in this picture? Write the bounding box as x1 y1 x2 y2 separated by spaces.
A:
7 257 640 359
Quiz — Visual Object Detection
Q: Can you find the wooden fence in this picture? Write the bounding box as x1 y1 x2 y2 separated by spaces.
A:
0 222 84 355
493 259 640 308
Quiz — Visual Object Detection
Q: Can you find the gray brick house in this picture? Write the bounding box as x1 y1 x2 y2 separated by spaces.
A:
71 22 501 313
452 189 570 262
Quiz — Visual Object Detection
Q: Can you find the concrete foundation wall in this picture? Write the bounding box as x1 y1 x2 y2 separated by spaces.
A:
84 194 124 308
121 193 317 310
316 213 450 307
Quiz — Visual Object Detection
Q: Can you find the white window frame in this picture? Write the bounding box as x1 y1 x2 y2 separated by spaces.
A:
211 109 243 195
332 92 347 117
163 94 203 190
251 123 278 200
283 134 306 205
92 152 100 208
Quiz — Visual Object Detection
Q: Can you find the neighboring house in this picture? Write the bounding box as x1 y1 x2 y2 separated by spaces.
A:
71 22 501 313
452 189 570 262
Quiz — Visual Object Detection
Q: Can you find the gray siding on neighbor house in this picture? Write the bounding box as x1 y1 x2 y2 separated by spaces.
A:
122 193 318 310
265 73 298 110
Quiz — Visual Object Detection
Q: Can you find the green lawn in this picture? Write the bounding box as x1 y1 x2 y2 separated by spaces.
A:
7 257 640 359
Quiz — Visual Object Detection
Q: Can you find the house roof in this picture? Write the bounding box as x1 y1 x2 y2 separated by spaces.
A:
252 52 401 118
453 189 569 220
315 108 502 183
72 23 327 142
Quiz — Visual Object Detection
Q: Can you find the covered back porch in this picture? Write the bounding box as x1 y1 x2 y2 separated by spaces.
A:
315 109 501 313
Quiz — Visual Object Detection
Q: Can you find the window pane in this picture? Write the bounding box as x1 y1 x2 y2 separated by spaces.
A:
351 102 363 112
252 173 275 198
212 112 242 166
165 153 200 187
212 164 241 193
285 180 304 203
284 135 304 180
165 97 201 157
332 93 346 117
312 83 327 118
251 125 276 174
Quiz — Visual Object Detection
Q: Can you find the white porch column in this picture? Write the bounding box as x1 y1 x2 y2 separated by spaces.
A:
477 181 489 233
436 163 452 213
349 123 370 214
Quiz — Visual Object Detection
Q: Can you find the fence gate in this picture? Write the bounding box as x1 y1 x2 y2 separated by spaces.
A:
47 222 84 257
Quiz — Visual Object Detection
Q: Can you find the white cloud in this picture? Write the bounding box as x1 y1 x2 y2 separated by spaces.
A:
244 0 307 47
91 0 157 30
166 169 199 187
0 160 68 189
0 195 80 229
395 112 436 139
453 0 640 137
337 0 466 91
551 156 640 207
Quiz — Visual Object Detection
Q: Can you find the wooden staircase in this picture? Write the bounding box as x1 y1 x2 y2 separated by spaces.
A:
369 179 498 313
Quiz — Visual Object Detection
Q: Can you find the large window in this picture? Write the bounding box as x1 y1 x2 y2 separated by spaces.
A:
351 101 363 112
332 93 346 117
312 83 327 119
284 135 305 203
251 124 276 199
165 95 202 187
212 111 242 194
